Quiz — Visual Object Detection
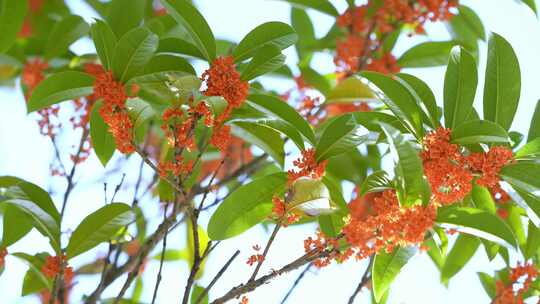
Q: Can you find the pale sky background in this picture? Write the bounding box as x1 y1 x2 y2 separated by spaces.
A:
0 0 539 303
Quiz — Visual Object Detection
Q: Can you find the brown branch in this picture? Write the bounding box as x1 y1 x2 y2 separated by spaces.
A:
248 224 281 282
347 255 373 304
280 263 313 304
194 250 241 304
150 204 171 304
60 128 89 219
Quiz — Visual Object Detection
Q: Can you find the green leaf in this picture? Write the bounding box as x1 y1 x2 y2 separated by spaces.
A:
315 114 374 161
152 249 189 261
1 205 33 247
397 41 458 68
506 205 526 250
246 118 305 150
45 15 89 60
191 284 208 304
447 5 485 49
0 0 28 52
2 199 60 253
160 0 216 62
231 121 285 167
300 66 331 95
478 272 496 299
90 101 116 167
441 234 480 283
521 0 538 15
359 171 393 196
27 71 95 113
66 203 135 259
514 187 540 226
483 33 521 130
443 46 478 129
379 123 425 207
500 162 540 194
22 268 48 296
106 0 145 38
240 45 285 81
273 0 339 16
233 22 297 62
4 181 60 224
360 71 424 138
436 206 517 248
471 184 496 214
515 137 540 160
90 19 117 70
450 120 510 145
525 221 540 260
372 247 416 302
113 27 159 82
207 173 287 240
128 54 196 87
157 37 205 60
325 76 375 103
528 100 540 142
291 8 315 60
12 253 50 295
247 94 315 144
396 73 440 128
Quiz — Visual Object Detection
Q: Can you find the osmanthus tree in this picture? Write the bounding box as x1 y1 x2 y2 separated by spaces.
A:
0 0 539 303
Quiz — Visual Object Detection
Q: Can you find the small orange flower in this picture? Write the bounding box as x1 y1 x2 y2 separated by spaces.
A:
366 53 401 74
466 146 514 189
287 148 327 184
0 247 7 268
41 255 74 283
240 296 249 304
494 263 538 304
202 56 249 110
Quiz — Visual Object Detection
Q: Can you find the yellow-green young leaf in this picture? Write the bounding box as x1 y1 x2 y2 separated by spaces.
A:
231 121 285 167
360 71 424 139
471 184 496 214
424 238 445 270
525 221 540 260
90 101 116 167
44 15 89 60
450 120 510 145
379 123 426 207
27 71 95 113
521 0 538 15
505 205 526 250
443 46 478 129
436 206 517 248
160 0 216 62
372 247 416 302
478 272 496 299
2 199 61 253
233 22 297 62
359 171 393 196
315 114 374 162
273 0 339 16
90 19 117 70
106 0 145 38
152 249 189 261
1 205 33 247
528 100 540 142
112 27 158 83
441 234 480 283
66 203 135 259
191 284 208 304
22 268 48 296
515 137 540 160
397 41 458 68
483 33 521 131
240 45 285 81
12 252 51 296
248 94 315 144
325 76 376 103
208 173 287 240
187 222 209 280
0 0 27 52
396 73 441 128
500 162 540 194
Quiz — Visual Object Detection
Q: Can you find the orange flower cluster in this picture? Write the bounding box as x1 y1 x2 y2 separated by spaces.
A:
287 148 328 184
325 102 371 118
246 244 264 266
335 0 457 72
342 190 437 260
466 146 514 189
297 96 323 124
202 56 249 152
91 67 135 154
41 255 74 283
494 263 538 304
271 196 300 226
201 136 252 180
421 127 473 204
303 231 353 268
240 296 249 304
0 247 6 268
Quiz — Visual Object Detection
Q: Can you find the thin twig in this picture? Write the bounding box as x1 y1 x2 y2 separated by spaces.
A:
280 263 313 304
110 174 126 203
249 224 281 282
150 204 170 304
194 250 241 304
347 256 373 304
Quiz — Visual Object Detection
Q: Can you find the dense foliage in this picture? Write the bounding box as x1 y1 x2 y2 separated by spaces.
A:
0 0 539 303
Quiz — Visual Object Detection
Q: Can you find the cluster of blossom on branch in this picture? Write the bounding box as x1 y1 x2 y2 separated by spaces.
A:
494 263 539 304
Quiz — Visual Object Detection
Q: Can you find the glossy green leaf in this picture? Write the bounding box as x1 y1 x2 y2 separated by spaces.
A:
207 173 287 240
447 5 485 49
45 15 89 60
128 54 196 86
231 121 285 167
441 234 480 283
396 73 440 128
483 33 521 130
273 0 339 16
300 66 331 95
1 205 33 247
372 247 416 302
90 19 117 70
326 76 375 103
450 120 510 145
22 267 48 296
515 137 540 159
436 206 517 248
240 45 285 81
521 0 538 14
233 22 297 62
359 171 393 196
506 205 526 250
0 0 28 52
152 249 189 261
27 71 95 113
3 181 60 224
528 100 540 142
66 203 135 259
514 187 540 227
315 114 374 161
191 284 208 304
12 253 50 295
106 0 145 37
360 71 424 138
397 41 458 68
157 37 206 60
160 0 216 62
471 184 496 214
478 272 496 299
443 46 477 129
525 221 540 260
245 118 305 150
500 162 540 194
113 27 158 82
248 94 315 144
380 123 425 207
291 8 315 59
90 101 116 167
